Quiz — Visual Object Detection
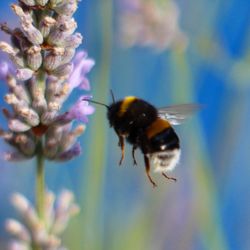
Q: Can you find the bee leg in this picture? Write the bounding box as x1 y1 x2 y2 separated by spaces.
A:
162 172 177 182
144 155 157 188
132 145 137 166
118 135 125 165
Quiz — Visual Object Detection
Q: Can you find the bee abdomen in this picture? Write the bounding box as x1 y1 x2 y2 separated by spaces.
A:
149 149 181 173
145 119 181 172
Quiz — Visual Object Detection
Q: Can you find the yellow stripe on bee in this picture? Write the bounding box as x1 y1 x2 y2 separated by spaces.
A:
118 96 137 116
146 118 171 139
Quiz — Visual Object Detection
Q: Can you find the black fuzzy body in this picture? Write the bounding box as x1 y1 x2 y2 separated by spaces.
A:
107 96 180 184
140 126 180 154
107 98 158 145
107 97 180 152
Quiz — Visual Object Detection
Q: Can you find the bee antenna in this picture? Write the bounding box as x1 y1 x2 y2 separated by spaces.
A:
86 99 109 109
110 89 115 103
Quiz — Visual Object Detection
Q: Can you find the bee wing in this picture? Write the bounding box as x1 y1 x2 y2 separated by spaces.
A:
158 104 201 125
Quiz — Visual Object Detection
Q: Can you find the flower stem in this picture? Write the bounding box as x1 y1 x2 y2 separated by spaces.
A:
36 140 45 220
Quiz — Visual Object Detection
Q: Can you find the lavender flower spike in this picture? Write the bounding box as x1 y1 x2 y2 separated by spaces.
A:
1 1 95 249
6 191 79 250
0 0 95 162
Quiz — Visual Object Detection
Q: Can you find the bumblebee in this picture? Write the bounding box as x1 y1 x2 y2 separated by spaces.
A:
88 95 198 187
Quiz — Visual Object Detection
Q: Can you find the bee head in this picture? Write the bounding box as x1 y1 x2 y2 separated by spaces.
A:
107 100 122 127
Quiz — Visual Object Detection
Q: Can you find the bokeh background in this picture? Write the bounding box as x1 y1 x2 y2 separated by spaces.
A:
1 0 250 249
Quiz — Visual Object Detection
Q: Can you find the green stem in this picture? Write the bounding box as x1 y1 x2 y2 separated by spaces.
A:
37 70 46 92
32 140 45 250
36 140 45 220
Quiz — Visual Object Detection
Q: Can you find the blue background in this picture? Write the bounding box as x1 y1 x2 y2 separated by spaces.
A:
1 0 250 250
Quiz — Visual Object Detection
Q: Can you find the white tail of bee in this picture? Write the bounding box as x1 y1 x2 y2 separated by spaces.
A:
150 149 181 173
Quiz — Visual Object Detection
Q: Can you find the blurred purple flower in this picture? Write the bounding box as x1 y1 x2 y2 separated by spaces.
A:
0 62 9 79
119 0 188 51
0 60 14 79
57 95 95 123
68 51 95 91
57 142 82 161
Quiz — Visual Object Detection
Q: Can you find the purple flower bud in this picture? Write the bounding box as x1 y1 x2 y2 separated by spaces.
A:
8 119 31 132
0 41 17 56
39 16 56 38
47 18 77 46
45 76 65 102
58 124 85 153
5 219 31 242
56 142 81 162
11 28 31 52
16 68 34 81
7 76 30 104
36 0 49 6
51 190 74 234
44 125 65 157
48 101 61 112
21 21 44 45
11 4 33 24
15 134 36 156
51 63 73 77
61 48 75 65
11 193 41 230
33 98 48 115
44 47 65 71
26 46 42 71
29 78 47 114
4 151 30 161
68 51 95 91
50 0 63 7
0 130 14 143
10 54 25 68
50 190 79 234
57 95 95 123
4 93 28 108
41 110 58 125
44 138 58 158
19 108 40 127
44 191 55 227
53 0 78 17
19 0 36 6
64 33 83 48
